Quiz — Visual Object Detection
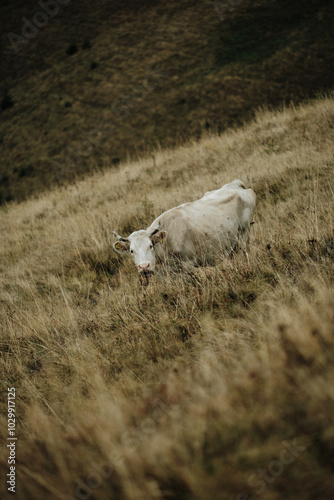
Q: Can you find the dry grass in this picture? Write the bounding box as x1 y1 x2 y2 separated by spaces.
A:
0 96 334 499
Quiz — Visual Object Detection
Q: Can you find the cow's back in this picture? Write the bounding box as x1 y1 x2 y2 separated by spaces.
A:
149 180 256 265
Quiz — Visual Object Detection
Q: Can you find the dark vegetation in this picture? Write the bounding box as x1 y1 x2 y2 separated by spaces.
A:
1 88 15 111
0 0 333 204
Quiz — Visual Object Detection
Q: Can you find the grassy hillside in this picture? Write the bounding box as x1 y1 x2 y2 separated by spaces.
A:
1 0 334 204
0 95 333 499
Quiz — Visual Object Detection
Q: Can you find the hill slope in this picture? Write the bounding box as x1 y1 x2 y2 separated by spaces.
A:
1 0 334 203
0 96 334 499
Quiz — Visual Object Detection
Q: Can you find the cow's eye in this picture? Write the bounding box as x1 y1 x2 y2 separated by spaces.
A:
130 249 134 254
150 244 153 249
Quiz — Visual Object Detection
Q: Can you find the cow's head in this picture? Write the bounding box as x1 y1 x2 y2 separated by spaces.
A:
112 226 167 285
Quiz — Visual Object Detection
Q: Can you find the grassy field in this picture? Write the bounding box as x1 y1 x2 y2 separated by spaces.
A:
0 94 333 499
1 0 334 204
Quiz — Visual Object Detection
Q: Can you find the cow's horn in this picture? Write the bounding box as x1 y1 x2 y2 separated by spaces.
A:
112 231 121 239
112 231 128 242
150 224 161 237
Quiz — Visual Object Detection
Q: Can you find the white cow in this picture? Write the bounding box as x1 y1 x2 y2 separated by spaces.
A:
113 179 256 285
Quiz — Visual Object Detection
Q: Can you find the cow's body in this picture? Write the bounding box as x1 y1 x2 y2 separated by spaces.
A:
113 179 256 284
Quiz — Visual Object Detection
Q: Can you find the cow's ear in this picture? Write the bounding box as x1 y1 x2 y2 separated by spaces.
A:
113 240 130 254
151 230 167 245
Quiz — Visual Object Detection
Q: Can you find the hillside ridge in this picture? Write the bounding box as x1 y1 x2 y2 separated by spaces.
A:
1 0 333 204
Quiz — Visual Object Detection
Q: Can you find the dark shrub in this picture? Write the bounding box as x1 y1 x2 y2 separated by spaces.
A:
19 164 34 178
66 43 78 56
1 89 14 111
1 173 9 184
